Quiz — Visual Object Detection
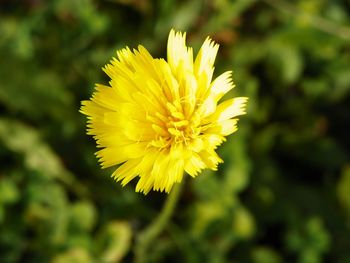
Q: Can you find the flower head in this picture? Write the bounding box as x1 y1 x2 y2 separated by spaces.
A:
80 29 248 194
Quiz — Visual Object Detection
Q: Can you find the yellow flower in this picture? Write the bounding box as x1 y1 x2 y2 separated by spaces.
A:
80 29 248 194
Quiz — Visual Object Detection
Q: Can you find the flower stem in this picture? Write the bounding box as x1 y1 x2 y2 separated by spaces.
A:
134 183 183 263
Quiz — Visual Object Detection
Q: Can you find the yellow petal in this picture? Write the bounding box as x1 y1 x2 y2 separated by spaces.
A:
124 120 155 141
185 153 206 177
205 119 239 136
197 97 216 117
169 159 184 184
202 134 226 149
151 153 170 191
199 149 223 170
96 148 128 168
136 150 161 194
112 159 140 183
194 37 219 80
208 97 248 122
136 174 155 194
91 84 120 111
80 101 106 118
210 71 235 102
167 29 193 75
95 133 133 148
123 150 158 187
109 75 138 102
96 142 147 168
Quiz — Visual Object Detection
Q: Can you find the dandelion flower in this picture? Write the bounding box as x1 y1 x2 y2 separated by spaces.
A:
80 29 248 194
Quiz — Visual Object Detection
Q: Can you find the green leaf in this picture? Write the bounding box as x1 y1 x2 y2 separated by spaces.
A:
97 221 133 263
70 201 97 232
337 166 350 219
0 178 20 205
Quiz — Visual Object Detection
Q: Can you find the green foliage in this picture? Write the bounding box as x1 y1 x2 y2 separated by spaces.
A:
1 0 350 262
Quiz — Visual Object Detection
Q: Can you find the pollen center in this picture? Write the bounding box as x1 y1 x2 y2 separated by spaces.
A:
149 99 200 149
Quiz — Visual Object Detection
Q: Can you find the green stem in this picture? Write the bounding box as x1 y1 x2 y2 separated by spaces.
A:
134 183 183 263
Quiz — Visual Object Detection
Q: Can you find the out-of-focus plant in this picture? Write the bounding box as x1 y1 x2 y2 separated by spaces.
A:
1 0 350 262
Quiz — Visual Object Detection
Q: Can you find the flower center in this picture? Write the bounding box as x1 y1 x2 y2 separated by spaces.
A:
148 99 201 149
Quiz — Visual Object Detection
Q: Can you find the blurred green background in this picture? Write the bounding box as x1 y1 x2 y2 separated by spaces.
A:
1 0 350 262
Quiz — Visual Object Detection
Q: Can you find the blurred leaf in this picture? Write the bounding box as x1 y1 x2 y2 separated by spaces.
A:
232 206 255 239
285 217 330 262
204 0 258 33
70 201 97 232
301 77 329 98
52 247 93 263
0 118 82 190
191 200 226 238
337 166 350 219
25 183 69 245
97 221 132 263
266 40 303 84
223 136 250 195
252 247 282 263
0 177 20 205
0 67 73 121
155 0 202 35
107 0 151 13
